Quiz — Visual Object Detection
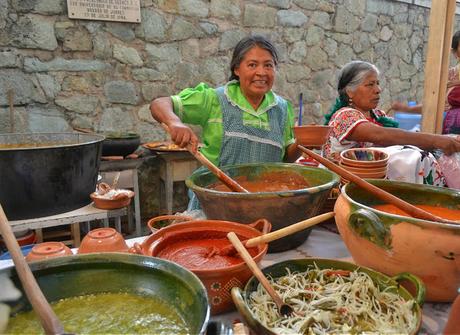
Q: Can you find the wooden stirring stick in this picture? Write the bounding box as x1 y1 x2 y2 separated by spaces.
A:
214 212 334 257
227 232 300 317
161 123 249 193
0 204 65 335
297 145 456 225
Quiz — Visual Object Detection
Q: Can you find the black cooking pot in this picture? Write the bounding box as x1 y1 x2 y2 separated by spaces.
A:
101 132 140 157
0 133 104 220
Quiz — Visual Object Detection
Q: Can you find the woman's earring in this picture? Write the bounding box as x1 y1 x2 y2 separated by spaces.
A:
348 97 354 107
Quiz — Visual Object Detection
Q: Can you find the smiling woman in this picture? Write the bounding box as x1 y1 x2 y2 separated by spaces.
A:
150 35 302 210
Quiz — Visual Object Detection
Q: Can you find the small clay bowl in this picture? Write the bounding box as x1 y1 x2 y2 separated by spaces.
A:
90 190 134 210
340 148 389 168
25 242 73 262
339 162 388 175
78 227 129 254
293 125 332 147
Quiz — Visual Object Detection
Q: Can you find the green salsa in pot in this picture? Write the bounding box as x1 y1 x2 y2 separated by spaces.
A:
5 292 191 334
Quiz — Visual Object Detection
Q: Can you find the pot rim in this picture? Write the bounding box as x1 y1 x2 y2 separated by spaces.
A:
0 132 105 151
186 162 340 197
341 179 460 230
139 220 268 274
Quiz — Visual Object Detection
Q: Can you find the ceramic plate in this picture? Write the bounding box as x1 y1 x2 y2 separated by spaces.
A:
143 141 187 152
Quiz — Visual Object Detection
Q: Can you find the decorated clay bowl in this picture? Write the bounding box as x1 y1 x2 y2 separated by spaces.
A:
25 242 73 262
2 253 209 334
78 227 129 254
186 163 339 252
232 258 424 335
335 179 460 302
340 148 389 168
131 216 271 315
293 125 331 147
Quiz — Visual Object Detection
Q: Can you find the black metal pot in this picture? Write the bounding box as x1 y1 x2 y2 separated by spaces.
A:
101 132 140 157
0 133 104 220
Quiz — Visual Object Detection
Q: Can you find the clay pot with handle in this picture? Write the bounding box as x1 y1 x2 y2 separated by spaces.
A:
130 215 271 315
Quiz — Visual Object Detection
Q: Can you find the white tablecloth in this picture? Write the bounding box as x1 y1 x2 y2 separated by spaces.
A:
0 227 452 334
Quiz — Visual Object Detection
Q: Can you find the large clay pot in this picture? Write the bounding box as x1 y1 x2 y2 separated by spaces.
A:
131 215 270 315
186 163 339 252
335 179 460 302
2 253 210 334
232 258 424 335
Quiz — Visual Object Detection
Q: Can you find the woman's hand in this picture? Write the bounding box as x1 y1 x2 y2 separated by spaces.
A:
435 135 460 156
167 121 199 152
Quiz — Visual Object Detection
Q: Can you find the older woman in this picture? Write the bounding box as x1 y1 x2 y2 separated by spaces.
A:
150 35 301 208
324 60 460 186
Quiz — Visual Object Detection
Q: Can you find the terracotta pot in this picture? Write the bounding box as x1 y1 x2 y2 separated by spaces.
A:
232 258 424 335
25 242 73 262
444 293 460 334
78 227 129 254
293 125 331 146
335 179 460 302
90 190 134 210
186 163 339 252
340 148 389 168
131 215 271 315
1 253 210 334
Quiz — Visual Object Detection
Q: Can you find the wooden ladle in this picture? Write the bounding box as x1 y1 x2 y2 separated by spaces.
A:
298 146 457 225
212 212 334 257
161 123 249 193
0 204 66 335
227 232 300 317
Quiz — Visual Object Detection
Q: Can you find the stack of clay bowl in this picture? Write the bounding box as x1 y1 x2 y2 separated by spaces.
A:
339 148 389 183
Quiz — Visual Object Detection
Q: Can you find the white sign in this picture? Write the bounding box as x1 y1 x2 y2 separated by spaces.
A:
67 0 141 23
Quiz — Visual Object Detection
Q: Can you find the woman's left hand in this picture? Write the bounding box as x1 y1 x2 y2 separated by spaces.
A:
437 135 460 155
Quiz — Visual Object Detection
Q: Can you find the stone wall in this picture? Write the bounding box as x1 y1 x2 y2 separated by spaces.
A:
1 0 460 219
1 0 460 137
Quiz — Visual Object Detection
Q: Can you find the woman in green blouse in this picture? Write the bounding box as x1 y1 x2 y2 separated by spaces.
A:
150 35 301 208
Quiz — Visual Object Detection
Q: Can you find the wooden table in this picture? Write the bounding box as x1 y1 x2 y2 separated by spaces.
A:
157 151 200 214
8 204 127 247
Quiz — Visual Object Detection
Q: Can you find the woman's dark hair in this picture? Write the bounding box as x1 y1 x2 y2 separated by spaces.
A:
229 35 279 81
452 30 460 51
324 61 398 128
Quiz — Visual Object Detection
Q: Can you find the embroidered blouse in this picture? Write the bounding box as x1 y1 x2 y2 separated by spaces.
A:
323 107 389 160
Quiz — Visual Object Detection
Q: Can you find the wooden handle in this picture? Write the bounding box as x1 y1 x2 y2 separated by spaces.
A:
297 146 453 224
227 232 284 306
245 212 335 247
0 204 65 335
161 123 249 193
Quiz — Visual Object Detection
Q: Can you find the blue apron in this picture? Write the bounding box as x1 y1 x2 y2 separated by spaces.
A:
187 86 288 210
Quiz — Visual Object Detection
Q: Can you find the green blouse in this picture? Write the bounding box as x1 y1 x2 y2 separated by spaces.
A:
171 80 295 165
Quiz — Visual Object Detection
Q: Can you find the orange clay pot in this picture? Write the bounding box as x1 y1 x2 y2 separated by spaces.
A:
130 215 271 315
293 125 331 147
78 227 129 254
25 242 73 262
335 179 460 302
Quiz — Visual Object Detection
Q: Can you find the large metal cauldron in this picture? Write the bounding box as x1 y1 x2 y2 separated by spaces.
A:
186 163 339 253
2 253 210 334
0 133 104 220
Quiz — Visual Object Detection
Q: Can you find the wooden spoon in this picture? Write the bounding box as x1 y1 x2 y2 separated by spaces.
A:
161 123 249 193
0 204 66 335
227 232 301 317
298 145 457 225
213 212 334 257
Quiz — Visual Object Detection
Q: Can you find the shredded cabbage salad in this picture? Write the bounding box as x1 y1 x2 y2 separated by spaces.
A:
247 265 417 335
